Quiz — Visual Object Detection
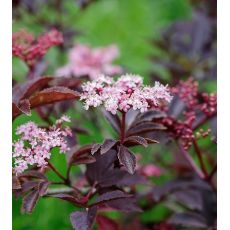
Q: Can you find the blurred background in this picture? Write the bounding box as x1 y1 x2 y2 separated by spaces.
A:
13 0 216 229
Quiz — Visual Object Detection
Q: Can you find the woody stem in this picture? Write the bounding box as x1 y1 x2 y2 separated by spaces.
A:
120 112 126 144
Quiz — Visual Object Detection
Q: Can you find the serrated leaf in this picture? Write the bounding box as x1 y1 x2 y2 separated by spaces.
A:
70 207 97 230
136 110 166 121
21 181 39 193
168 212 208 228
13 85 80 119
118 145 136 174
93 190 132 206
49 193 86 207
86 150 117 185
105 197 142 213
12 176 21 190
19 170 47 180
29 86 79 108
124 136 148 147
21 189 40 213
12 77 53 119
38 181 50 196
103 110 120 133
100 139 117 154
17 99 31 115
91 143 101 155
68 144 95 166
127 122 166 137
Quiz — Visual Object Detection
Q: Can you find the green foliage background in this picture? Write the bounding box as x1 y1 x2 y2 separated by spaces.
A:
12 0 214 229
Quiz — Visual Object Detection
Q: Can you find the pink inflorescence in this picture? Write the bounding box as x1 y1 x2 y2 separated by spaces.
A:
80 74 172 114
56 44 122 79
140 164 162 177
160 78 216 149
171 78 199 108
12 116 72 175
200 92 217 117
13 29 63 68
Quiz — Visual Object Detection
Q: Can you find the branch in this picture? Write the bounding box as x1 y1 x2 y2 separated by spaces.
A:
178 143 205 179
45 187 74 195
193 140 209 177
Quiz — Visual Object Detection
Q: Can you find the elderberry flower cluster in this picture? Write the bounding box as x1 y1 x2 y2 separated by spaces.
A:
13 29 63 68
56 44 122 79
12 116 72 175
159 78 216 149
80 74 172 114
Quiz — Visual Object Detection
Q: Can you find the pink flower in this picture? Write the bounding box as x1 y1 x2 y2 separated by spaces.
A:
80 74 172 114
13 29 63 68
56 44 122 79
12 117 72 175
141 164 162 177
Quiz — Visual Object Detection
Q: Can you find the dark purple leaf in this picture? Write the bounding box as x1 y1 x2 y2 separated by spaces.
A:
21 189 40 213
38 181 50 196
12 77 53 119
152 175 211 202
72 155 96 165
93 190 132 206
135 110 166 122
68 144 95 165
174 189 202 210
13 85 80 119
124 136 148 147
19 170 47 180
104 197 142 213
118 145 136 175
127 122 166 137
96 215 119 230
29 86 79 108
17 99 31 115
115 172 147 187
70 206 97 230
86 150 117 185
49 193 86 207
100 139 117 155
91 143 101 155
51 76 81 88
103 110 120 133
21 181 39 193
12 176 21 190
13 77 53 105
168 212 208 228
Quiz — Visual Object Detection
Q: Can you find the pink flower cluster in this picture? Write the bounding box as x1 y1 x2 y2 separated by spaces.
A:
12 116 72 175
56 44 122 79
171 78 198 108
159 78 216 149
161 112 196 149
13 29 63 67
200 92 217 117
80 74 172 114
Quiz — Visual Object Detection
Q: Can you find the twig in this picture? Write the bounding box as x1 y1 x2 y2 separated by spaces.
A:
208 164 217 181
120 112 126 143
193 140 209 177
48 162 67 183
178 143 205 179
45 187 74 195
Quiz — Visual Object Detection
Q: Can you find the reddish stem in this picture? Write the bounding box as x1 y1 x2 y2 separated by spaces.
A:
178 143 205 179
193 140 209 178
27 65 35 80
120 112 126 143
48 162 67 182
208 164 217 181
